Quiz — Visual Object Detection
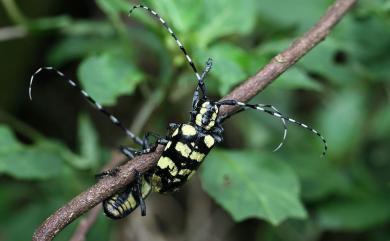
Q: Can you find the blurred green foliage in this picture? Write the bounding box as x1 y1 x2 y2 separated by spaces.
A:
0 0 389 240
201 150 306 224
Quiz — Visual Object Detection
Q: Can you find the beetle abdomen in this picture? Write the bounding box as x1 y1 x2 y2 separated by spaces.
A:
103 177 152 219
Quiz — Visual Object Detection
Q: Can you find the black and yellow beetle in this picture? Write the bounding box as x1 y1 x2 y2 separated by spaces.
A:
29 4 327 219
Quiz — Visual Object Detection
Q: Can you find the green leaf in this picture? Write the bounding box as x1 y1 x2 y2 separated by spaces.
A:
143 0 257 47
286 155 350 201
77 114 100 169
152 0 202 33
1 200 78 241
42 140 93 171
236 114 274 150
96 0 129 15
198 44 248 95
256 0 329 33
0 125 90 179
0 126 64 180
78 50 144 105
196 0 256 47
348 19 390 81
317 196 390 231
318 88 366 158
1 203 52 241
272 67 323 91
200 149 306 224
298 38 357 85
256 40 323 90
62 20 115 36
0 126 22 152
47 36 117 66
258 39 291 56
28 15 73 31
370 104 390 139
47 20 117 65
0 142 63 179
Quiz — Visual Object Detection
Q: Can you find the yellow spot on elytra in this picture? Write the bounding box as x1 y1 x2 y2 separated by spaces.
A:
158 156 174 169
212 113 217 120
204 135 215 148
196 114 202 127
206 121 215 130
175 142 192 158
200 107 207 114
157 156 178 175
189 151 205 162
182 124 196 136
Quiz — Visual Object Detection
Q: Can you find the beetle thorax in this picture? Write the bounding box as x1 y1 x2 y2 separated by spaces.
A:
194 101 219 130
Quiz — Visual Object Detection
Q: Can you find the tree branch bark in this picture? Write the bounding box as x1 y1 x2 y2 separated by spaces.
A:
32 0 357 240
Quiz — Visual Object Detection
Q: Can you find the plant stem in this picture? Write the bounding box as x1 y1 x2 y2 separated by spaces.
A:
1 0 27 25
130 88 166 135
0 26 27 41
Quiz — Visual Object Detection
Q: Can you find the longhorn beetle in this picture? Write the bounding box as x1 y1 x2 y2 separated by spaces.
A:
29 4 327 219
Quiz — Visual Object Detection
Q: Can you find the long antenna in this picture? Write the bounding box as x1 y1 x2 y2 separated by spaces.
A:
129 4 207 98
29 67 144 146
217 99 328 156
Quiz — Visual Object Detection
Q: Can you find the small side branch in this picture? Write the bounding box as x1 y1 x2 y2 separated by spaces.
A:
69 206 100 241
32 0 357 240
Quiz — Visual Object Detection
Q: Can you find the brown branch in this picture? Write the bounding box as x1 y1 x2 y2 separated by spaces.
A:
68 151 125 241
220 0 357 113
32 0 357 240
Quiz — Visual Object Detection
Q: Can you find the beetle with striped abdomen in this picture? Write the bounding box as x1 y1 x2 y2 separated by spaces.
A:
29 4 327 219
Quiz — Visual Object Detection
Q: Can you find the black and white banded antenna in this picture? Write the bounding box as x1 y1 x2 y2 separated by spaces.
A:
29 67 144 146
217 99 328 156
220 103 288 152
260 104 287 152
129 4 207 99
